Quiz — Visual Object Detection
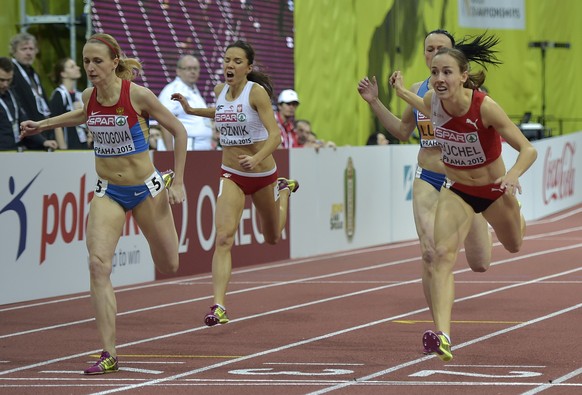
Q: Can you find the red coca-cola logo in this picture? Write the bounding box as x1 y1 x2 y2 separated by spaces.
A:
543 142 576 204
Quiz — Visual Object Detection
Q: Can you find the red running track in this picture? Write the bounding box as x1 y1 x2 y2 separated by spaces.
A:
1 205 581 395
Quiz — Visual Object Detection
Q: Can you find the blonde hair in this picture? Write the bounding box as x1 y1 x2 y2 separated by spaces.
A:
86 33 142 80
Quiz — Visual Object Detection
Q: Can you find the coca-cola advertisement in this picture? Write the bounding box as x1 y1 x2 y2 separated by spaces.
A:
543 142 576 205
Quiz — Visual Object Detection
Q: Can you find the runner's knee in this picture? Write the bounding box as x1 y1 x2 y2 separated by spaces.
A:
215 229 236 249
433 246 458 272
155 258 178 274
502 240 522 254
469 261 489 273
88 254 112 281
263 232 280 245
422 248 437 266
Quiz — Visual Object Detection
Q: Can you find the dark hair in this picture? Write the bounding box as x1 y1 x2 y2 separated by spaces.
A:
426 29 456 47
455 31 502 70
226 40 274 99
432 32 501 89
51 57 71 85
0 57 14 73
295 119 311 127
427 30 501 70
433 47 486 89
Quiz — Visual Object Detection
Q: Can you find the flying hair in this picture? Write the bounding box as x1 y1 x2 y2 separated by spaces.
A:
455 31 502 70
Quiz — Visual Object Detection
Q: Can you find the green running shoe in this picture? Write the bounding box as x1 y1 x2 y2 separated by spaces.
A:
423 330 453 361
277 177 300 193
84 351 119 375
204 304 229 326
162 170 175 189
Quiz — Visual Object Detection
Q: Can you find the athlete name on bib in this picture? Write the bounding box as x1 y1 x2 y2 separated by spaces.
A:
216 111 252 146
435 127 486 167
89 115 137 156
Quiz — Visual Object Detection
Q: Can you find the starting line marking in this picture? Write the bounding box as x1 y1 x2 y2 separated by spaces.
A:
446 365 546 368
264 362 364 366
393 320 523 324
522 367 582 395
40 367 163 375
114 359 185 365
2 380 582 389
229 368 354 376
119 367 163 374
410 370 542 379
89 354 241 359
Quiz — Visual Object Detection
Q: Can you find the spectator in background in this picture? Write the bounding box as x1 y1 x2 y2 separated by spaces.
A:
158 55 213 150
366 131 389 145
275 89 300 148
49 57 90 150
210 120 221 150
295 119 311 146
296 118 337 149
302 131 323 149
148 124 166 150
9 32 55 141
0 57 57 151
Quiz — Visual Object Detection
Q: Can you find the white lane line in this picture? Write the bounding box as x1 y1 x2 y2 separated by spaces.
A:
0 240 420 313
113 364 185 370
118 367 163 374
2 227 580 340
83 266 582 394
529 207 582 225
0 377 145 381
39 367 163 375
0 244 581 379
521 367 582 394
307 303 582 394
263 362 365 366
1 208 578 314
0 256 419 339
90 301 582 394
445 365 546 368
1 380 581 389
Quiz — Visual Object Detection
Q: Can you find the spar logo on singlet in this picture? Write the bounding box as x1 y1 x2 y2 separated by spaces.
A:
215 113 247 123
89 115 136 155
87 115 126 127
216 113 238 122
435 127 485 166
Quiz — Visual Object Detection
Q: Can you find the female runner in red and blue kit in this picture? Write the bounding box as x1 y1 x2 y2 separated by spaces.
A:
21 33 188 374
